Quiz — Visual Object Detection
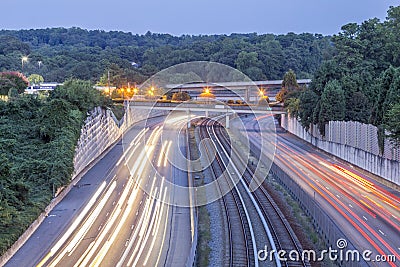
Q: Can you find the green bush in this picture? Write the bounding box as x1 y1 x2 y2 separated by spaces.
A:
0 79 110 255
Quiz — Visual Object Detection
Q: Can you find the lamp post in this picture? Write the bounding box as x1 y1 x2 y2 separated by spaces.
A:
21 56 28 71
107 70 111 97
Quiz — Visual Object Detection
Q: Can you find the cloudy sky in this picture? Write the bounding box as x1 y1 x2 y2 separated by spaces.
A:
1 0 398 35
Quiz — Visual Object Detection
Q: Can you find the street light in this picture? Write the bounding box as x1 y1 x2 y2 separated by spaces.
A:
148 89 155 99
21 56 28 71
38 61 42 69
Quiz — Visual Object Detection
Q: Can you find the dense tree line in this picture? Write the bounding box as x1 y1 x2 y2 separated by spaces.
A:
0 28 334 84
0 80 110 254
285 6 400 147
1 5 399 256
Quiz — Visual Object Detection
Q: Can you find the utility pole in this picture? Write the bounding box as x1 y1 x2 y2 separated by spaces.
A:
107 70 111 97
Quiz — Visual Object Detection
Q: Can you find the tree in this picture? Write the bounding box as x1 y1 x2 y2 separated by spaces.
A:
310 60 344 95
275 88 287 102
385 6 400 66
0 36 30 55
7 88 19 100
318 80 346 134
282 69 299 91
235 51 266 80
340 74 370 123
276 69 300 102
0 72 29 95
370 66 398 126
298 89 319 129
384 103 400 145
171 92 190 101
50 79 111 112
285 97 300 118
39 98 81 142
27 74 44 85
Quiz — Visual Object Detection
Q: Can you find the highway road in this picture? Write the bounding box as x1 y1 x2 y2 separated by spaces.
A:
200 118 310 267
5 110 399 267
6 114 193 267
235 115 400 266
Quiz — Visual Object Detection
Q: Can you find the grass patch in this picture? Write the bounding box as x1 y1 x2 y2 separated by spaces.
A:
110 103 125 121
188 126 211 267
197 206 211 267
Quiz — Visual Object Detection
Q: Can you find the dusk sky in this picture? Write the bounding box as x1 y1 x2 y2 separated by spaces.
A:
1 0 399 35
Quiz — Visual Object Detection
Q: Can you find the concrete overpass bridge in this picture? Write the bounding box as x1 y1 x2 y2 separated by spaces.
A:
165 79 311 102
127 100 285 128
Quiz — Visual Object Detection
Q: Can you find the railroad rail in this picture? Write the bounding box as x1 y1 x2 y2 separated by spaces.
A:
198 119 254 267
207 119 310 267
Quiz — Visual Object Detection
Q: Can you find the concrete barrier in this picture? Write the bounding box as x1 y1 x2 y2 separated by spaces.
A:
185 128 198 267
281 115 400 186
269 164 367 267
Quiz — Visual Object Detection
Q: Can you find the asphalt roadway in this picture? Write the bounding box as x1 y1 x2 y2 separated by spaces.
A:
235 115 400 266
5 114 193 267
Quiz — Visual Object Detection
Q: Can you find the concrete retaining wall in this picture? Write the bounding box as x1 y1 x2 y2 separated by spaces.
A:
72 107 121 178
0 105 167 265
269 164 367 267
73 105 166 179
281 115 400 186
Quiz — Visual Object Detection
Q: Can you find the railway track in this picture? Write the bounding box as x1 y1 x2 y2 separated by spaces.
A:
207 119 310 267
198 120 254 267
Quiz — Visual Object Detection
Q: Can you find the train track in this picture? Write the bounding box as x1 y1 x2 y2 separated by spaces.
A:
208 119 310 267
198 119 254 267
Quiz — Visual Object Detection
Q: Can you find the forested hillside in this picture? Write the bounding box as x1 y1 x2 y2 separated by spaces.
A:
283 6 400 147
0 29 334 84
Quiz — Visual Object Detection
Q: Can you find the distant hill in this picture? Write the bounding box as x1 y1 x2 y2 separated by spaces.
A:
0 28 334 83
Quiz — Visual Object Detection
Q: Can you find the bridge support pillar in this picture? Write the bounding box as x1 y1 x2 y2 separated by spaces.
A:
225 114 230 129
187 110 191 128
245 87 250 103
